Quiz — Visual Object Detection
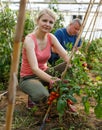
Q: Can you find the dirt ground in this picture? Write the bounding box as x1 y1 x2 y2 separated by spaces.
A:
0 89 102 130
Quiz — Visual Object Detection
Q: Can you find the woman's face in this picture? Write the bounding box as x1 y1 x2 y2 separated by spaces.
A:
37 14 55 33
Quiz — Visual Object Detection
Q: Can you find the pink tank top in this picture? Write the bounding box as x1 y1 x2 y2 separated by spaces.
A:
20 33 52 77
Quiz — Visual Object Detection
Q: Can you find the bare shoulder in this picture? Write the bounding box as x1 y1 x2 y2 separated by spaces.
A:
24 35 35 49
49 33 55 38
48 33 58 44
25 35 33 43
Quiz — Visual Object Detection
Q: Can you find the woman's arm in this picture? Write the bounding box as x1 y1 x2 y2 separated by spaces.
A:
24 36 59 83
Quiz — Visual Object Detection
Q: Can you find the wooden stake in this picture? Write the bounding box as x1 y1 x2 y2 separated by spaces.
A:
5 1 27 130
85 0 102 53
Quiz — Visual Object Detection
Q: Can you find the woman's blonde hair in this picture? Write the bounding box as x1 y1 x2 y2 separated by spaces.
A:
35 8 57 22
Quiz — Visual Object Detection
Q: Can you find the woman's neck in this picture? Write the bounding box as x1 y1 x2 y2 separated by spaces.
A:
34 29 46 40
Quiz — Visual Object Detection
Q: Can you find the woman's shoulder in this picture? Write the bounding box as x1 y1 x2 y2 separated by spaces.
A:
26 32 35 39
48 33 56 38
24 33 37 43
48 33 59 41
24 33 36 48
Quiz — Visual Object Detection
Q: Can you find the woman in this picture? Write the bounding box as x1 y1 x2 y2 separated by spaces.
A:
19 8 70 108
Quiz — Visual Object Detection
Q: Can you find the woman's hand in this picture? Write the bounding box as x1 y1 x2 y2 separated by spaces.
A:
49 77 60 89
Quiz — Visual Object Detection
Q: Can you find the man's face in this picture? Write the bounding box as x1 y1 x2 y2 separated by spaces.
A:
69 22 81 35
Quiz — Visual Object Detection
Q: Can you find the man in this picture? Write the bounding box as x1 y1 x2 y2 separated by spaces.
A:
49 18 82 65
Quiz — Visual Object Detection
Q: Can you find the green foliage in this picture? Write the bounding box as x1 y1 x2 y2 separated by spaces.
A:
23 11 35 38
51 48 102 119
54 54 87 116
0 1 102 120
82 96 90 114
52 76 81 117
57 98 67 115
94 86 102 118
0 6 16 90
0 7 35 89
13 110 36 129
94 103 102 119
87 39 102 60
82 38 102 73
49 0 64 34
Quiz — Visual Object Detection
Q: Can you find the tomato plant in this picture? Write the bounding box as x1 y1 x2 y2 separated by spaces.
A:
48 45 102 119
0 6 16 90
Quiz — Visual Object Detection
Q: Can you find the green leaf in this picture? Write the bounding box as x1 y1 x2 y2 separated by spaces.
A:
57 98 67 115
95 76 101 81
94 103 102 118
67 95 77 103
60 87 69 93
82 96 90 114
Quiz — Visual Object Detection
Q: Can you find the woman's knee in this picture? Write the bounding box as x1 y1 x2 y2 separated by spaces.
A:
31 85 49 103
19 78 49 103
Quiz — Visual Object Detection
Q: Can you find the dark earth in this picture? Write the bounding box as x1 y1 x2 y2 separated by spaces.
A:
0 88 102 130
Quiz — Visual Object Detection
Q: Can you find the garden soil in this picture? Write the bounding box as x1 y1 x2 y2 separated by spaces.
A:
0 88 102 130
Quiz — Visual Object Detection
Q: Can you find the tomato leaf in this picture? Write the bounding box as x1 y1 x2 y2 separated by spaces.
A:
94 103 102 119
57 98 67 115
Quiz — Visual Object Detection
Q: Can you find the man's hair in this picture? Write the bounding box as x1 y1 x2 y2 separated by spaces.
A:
71 18 82 26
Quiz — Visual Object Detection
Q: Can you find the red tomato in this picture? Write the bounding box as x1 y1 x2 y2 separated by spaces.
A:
82 63 87 67
67 99 74 105
48 97 53 101
55 93 60 98
62 79 69 84
50 91 56 96
51 95 56 100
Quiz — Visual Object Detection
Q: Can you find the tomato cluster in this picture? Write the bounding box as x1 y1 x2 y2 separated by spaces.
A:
47 91 59 105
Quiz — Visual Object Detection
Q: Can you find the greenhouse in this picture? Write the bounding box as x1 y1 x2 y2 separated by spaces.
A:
0 0 102 130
